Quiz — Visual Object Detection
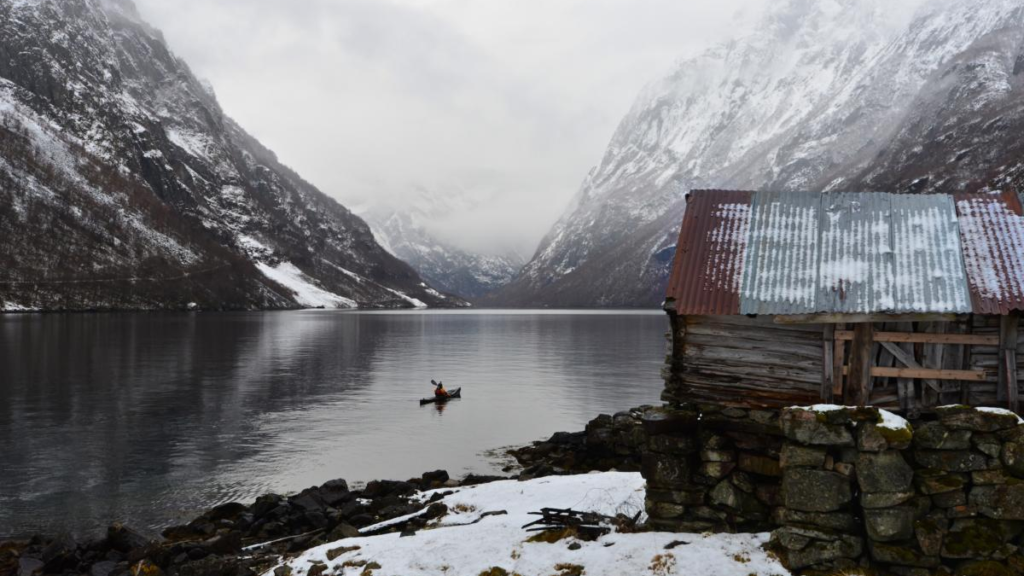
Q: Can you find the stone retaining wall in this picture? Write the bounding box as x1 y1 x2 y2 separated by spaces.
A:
642 403 1024 576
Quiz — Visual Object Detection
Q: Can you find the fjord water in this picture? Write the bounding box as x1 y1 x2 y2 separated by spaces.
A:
0 310 666 537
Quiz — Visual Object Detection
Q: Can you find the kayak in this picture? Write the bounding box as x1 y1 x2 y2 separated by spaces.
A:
419 387 462 405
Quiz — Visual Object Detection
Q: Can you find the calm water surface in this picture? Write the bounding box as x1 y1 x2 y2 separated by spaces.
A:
0 310 666 538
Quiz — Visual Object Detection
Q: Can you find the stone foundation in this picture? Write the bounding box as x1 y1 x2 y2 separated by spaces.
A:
642 403 1024 576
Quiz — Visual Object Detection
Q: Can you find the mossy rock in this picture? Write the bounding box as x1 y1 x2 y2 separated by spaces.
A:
955 560 1013 576
942 520 1004 558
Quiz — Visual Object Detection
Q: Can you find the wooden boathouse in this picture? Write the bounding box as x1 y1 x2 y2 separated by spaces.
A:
663 189 1024 415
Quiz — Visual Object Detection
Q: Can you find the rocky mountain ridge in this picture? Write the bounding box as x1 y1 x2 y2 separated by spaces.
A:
0 0 458 311
493 0 1024 308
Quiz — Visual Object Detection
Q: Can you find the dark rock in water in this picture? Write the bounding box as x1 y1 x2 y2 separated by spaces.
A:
289 490 326 513
251 495 286 519
420 470 450 489
460 474 508 486
362 480 416 499
107 524 150 554
319 480 351 506
206 503 249 523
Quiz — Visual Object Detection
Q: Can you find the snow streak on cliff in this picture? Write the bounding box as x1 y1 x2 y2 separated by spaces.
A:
493 0 1024 308
0 0 459 311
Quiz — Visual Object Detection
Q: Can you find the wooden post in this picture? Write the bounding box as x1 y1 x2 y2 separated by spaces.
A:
847 323 874 407
897 322 915 413
822 325 835 403
999 312 1019 412
833 323 846 399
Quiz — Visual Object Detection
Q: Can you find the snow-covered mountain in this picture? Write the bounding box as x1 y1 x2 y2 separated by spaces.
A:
492 0 1024 308
363 188 524 300
0 0 460 311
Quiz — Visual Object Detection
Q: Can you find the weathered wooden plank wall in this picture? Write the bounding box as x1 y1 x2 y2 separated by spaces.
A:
663 314 1024 413
662 314 823 409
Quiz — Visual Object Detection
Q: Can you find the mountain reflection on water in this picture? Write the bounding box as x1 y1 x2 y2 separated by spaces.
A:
0 310 666 537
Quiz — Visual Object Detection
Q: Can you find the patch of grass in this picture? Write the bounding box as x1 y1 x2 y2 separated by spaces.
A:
732 553 750 564
452 503 477 514
478 569 510 576
526 528 577 543
326 546 361 561
510 548 521 560
649 554 676 575
552 564 585 576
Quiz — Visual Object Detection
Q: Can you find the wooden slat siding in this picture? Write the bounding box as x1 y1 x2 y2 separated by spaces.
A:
674 316 824 408
848 323 873 406
897 322 915 413
841 366 988 381
822 325 835 402
835 331 999 345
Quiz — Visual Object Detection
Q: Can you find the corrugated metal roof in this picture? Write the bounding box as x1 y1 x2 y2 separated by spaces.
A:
955 191 1024 314
817 192 894 314
667 189 1024 316
890 194 971 313
665 190 753 315
739 191 821 315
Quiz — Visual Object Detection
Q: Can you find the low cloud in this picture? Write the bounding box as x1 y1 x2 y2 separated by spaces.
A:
134 0 767 257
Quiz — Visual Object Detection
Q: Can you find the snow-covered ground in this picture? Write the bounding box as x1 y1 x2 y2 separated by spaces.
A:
266 472 788 576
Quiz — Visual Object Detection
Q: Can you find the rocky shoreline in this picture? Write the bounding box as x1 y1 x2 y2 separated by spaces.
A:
1 410 645 576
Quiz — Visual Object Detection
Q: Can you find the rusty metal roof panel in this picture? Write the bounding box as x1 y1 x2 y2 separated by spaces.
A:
739 191 822 315
816 192 895 314
665 190 753 315
889 194 972 313
955 191 1024 314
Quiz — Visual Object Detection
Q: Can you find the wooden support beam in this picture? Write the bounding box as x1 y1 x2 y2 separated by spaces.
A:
776 313 962 325
878 341 942 393
847 323 873 407
842 366 988 381
835 331 998 346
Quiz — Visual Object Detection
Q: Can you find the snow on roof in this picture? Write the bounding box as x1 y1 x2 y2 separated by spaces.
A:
667 190 1024 316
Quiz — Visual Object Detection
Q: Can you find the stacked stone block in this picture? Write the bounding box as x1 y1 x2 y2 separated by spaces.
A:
643 404 782 533
641 402 1024 575
908 405 1024 576
772 406 876 572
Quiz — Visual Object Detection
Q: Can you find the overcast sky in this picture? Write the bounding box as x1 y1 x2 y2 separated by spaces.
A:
133 0 767 257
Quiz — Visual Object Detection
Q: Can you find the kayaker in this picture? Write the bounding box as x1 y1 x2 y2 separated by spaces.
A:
432 379 450 398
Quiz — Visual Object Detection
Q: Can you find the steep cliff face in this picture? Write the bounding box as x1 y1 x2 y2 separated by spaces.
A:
0 0 458 311
494 0 1024 308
